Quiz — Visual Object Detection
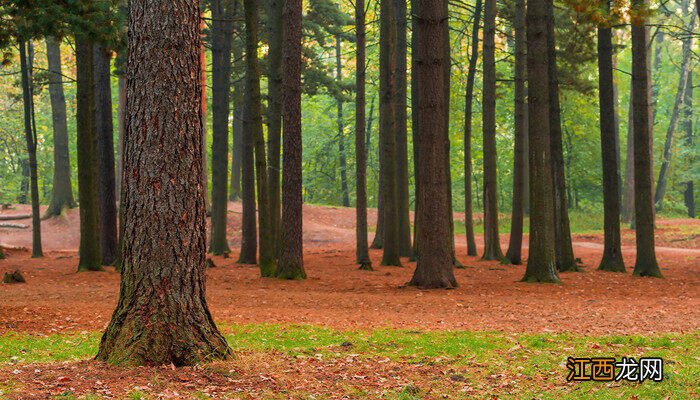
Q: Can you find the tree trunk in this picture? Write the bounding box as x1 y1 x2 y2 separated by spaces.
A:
97 0 230 366
378 0 401 266
683 73 695 218
356 0 372 270
463 0 482 258
266 0 283 242
481 0 503 261
335 36 351 208
622 87 635 223
116 76 125 200
19 40 42 258
276 0 306 280
654 11 695 211
230 1 244 202
631 0 662 278
546 2 577 272
44 37 76 218
505 0 526 265
597 3 625 272
200 17 209 214
94 44 118 266
18 158 28 205
370 171 384 249
409 0 457 289
210 0 235 255
521 0 559 283
75 37 102 271
410 2 420 260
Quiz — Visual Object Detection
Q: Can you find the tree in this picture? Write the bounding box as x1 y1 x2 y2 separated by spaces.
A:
521 0 559 283
276 0 306 280
481 0 503 261
378 0 401 266
394 0 411 257
210 0 235 255
596 0 625 272
335 35 351 207
505 0 526 265
18 40 42 258
355 0 372 271
44 37 76 218
463 0 481 257
96 0 230 365
267 0 283 242
230 0 244 202
683 73 695 218
409 0 457 289
630 0 662 278
94 44 118 266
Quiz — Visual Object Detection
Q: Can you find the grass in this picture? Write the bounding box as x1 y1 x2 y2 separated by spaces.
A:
0 324 698 398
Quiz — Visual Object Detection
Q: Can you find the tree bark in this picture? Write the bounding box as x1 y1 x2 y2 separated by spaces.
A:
631 0 662 277
521 0 559 283
481 0 504 261
683 73 695 218
97 0 231 366
116 76 125 200
230 0 244 202
356 0 372 270
276 0 306 280
210 0 235 255
18 40 42 258
505 0 526 265
335 36 351 208
597 3 625 272
266 0 283 242
44 37 76 218
409 0 457 289
622 86 635 223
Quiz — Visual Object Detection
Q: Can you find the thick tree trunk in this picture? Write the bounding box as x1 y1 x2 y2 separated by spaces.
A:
44 37 76 218
276 0 306 280
96 0 231 366
94 44 118 266
410 3 420 260
116 76 125 199
521 0 559 283
597 6 625 272
631 0 662 278
266 0 283 241
378 0 401 266
200 17 209 214
19 40 42 258
210 0 235 255
481 0 504 261
463 0 482 258
683 73 695 218
505 0 526 265
546 2 577 272
335 36 351 208
75 37 102 271
356 0 372 270
409 0 457 289
654 12 695 211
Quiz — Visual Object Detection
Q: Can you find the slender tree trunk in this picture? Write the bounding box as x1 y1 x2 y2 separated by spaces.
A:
654 11 696 210
267 0 283 241
631 0 662 278
521 0 559 283
410 2 420 260
210 0 235 255
623 88 635 223
356 0 372 270
97 0 231 365
200 17 209 214
230 1 244 202
505 0 526 265
276 0 306 280
116 76 125 199
335 36 351 208
44 37 76 218
463 0 482 258
370 172 384 249
683 73 695 218
378 0 401 266
481 0 503 261
19 40 42 258
546 2 577 271
597 4 625 272
94 44 118 266
409 0 457 289
18 158 28 204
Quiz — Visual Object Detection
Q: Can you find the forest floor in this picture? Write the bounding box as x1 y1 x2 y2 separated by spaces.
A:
0 203 698 399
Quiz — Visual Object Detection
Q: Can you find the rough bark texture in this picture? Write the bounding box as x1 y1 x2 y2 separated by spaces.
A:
44 37 77 218
409 0 457 289
96 0 231 366
116 76 125 200
230 0 244 202
378 0 401 266
355 0 372 271
463 0 482 258
630 0 662 278
335 36 351 208
410 4 420 260
370 175 384 249
683 73 695 218
75 37 102 271
19 40 42 258
505 0 526 265
210 0 235 255
94 44 118 266
266 0 283 241
521 0 559 283
597 9 625 272
276 0 306 280
481 0 504 262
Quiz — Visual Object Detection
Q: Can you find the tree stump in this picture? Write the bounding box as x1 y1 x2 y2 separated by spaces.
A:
2 270 26 284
